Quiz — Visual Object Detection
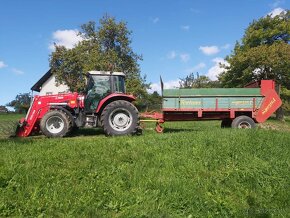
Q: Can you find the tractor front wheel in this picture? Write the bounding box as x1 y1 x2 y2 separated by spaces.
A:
40 110 72 137
101 100 139 136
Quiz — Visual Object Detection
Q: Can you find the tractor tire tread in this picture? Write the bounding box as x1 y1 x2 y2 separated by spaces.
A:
101 100 139 136
40 109 73 137
231 115 256 129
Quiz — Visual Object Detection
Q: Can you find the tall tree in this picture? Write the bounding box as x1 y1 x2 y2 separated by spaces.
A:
146 91 162 111
0 106 8 113
180 73 220 88
50 16 148 102
219 10 290 119
7 93 31 114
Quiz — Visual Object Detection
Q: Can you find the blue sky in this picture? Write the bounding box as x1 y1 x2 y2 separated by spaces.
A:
0 0 289 105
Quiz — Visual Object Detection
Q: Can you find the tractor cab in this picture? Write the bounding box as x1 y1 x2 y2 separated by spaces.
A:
85 71 126 112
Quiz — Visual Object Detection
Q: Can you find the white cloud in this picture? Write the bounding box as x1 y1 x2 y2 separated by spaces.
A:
0 61 7 68
148 83 161 93
180 53 190 63
167 51 177 59
12 68 24 75
152 17 160 24
163 80 180 89
148 80 180 94
166 51 191 63
270 0 285 8
199 45 220 55
206 57 229 80
268 7 286 17
181 25 190 31
49 29 83 50
186 62 206 73
221 43 231 49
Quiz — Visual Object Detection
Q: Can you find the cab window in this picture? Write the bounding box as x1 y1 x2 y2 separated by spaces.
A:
112 76 125 93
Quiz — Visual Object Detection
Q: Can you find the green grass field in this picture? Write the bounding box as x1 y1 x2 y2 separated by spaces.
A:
0 114 289 217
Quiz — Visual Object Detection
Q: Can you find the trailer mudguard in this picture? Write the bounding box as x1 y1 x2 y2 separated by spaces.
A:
256 82 282 122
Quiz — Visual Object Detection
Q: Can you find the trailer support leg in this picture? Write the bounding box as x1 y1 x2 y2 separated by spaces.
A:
155 122 164 133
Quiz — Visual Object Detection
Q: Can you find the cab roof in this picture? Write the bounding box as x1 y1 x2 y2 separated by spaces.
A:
88 71 125 76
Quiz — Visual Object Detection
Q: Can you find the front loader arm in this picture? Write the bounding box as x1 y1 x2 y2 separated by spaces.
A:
16 96 49 137
16 93 80 137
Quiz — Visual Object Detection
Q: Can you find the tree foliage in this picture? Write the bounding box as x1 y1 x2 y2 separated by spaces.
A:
220 43 290 88
281 87 290 114
0 106 8 113
219 10 290 118
7 93 31 114
50 16 148 100
180 73 220 88
219 10 290 88
145 91 162 111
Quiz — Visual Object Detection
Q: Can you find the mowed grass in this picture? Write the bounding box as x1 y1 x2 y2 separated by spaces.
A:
0 114 23 138
0 114 289 217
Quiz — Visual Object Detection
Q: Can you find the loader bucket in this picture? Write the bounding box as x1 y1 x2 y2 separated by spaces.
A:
0 120 19 138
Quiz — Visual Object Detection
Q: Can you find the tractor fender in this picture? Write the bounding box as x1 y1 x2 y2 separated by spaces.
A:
49 106 75 125
96 93 136 114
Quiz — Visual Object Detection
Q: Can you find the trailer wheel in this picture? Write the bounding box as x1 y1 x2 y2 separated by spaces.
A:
221 119 232 128
40 110 72 137
231 116 256 129
101 100 139 136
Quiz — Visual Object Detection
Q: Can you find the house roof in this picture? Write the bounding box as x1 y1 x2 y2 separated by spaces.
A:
31 69 52 92
31 70 126 92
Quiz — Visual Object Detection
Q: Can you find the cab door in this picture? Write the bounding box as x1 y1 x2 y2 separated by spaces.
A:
85 75 111 112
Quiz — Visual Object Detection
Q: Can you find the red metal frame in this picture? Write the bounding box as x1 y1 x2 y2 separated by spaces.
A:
17 93 79 137
140 80 282 132
95 93 136 113
17 92 136 137
255 80 282 122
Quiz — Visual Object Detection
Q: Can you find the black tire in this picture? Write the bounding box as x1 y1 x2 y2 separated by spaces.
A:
101 100 139 136
40 110 73 137
221 118 232 128
231 115 256 129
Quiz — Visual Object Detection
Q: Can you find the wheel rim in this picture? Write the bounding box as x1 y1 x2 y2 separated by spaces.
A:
46 116 65 134
109 108 132 132
238 121 251 129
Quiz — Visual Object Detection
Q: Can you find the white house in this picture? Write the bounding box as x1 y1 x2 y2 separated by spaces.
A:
31 69 70 95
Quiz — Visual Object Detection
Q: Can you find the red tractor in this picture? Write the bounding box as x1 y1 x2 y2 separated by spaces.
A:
17 71 140 137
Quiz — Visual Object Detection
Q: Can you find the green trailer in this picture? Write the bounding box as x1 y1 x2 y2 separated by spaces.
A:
141 80 282 132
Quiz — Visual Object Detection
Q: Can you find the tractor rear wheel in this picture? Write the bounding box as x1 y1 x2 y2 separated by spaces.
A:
231 115 256 129
40 110 72 137
101 100 139 136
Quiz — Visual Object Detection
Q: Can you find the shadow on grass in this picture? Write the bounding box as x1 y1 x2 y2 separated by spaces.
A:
0 137 35 145
2 126 212 140
0 128 106 143
69 128 105 137
162 127 202 133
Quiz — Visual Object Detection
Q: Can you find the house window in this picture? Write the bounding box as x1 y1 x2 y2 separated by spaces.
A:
46 92 53 95
58 91 65 94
